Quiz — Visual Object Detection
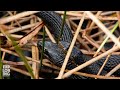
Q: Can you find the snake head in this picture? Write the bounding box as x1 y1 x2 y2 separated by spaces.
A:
37 40 84 69
37 41 67 67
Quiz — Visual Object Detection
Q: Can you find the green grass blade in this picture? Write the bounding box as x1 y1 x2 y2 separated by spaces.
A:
12 40 35 79
0 23 36 79
95 21 119 55
5 34 35 79
57 11 67 44
39 27 46 71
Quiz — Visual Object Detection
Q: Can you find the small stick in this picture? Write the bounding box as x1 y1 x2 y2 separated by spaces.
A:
105 64 120 76
56 11 118 21
74 71 120 79
3 34 23 39
91 31 103 38
45 26 56 43
76 35 91 51
2 52 6 60
32 39 39 79
97 54 111 75
18 22 43 47
0 25 10 41
31 18 39 79
6 22 39 34
83 34 105 52
90 23 115 38
7 11 21 27
42 61 120 79
41 66 120 79
38 18 56 43
0 11 39 24
82 21 114 33
101 11 116 16
85 11 120 48
12 15 36 26
69 19 77 30
2 60 32 65
93 22 119 57
70 20 91 51
57 12 86 79
10 66 43 79
62 46 119 79
10 66 31 77
0 48 40 63
85 39 112 44
87 11 102 34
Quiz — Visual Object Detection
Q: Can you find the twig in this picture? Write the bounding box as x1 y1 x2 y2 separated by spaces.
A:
41 66 120 79
90 11 102 27
0 48 40 63
10 66 31 77
57 12 86 79
18 22 43 47
76 35 91 51
12 15 35 26
101 11 116 16
85 39 113 44
62 46 119 79
87 11 102 34
2 34 23 39
6 22 39 34
85 11 120 48
0 25 11 41
31 18 39 79
2 60 32 65
97 54 111 75
105 64 120 76
45 26 56 43
56 11 119 21
0 11 39 24
7 11 21 27
71 20 91 51
90 31 103 38
82 21 115 33
83 34 105 52
42 60 120 79
32 40 39 79
74 71 120 79
94 22 118 57
2 52 5 60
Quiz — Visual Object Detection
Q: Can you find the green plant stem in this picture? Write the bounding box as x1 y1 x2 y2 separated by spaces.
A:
9 36 35 79
0 25 35 79
40 27 46 71
95 21 119 55
57 11 67 44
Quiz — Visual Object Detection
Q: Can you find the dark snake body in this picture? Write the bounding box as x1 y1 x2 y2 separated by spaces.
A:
37 11 120 79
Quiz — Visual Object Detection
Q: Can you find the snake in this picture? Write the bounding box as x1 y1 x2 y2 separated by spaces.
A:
1 11 119 79
36 11 120 79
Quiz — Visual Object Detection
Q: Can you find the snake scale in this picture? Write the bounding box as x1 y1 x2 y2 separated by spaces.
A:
36 11 120 79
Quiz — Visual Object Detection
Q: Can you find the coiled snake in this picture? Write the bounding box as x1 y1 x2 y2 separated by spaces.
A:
37 11 120 79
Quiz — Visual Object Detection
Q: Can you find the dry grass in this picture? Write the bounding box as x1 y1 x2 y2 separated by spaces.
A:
0 11 120 79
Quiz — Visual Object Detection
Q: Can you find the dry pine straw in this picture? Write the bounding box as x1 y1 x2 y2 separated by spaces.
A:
0 11 120 79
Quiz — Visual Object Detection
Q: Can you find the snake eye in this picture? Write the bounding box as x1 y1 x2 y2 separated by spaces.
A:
44 48 51 58
37 41 45 50
44 48 48 53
